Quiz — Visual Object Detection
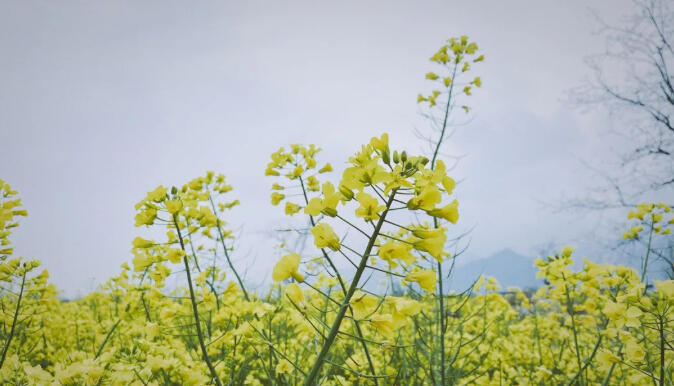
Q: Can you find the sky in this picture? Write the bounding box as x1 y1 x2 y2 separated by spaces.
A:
0 0 651 297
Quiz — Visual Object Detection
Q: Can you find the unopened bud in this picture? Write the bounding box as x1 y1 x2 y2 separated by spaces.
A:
339 185 354 201
382 149 391 166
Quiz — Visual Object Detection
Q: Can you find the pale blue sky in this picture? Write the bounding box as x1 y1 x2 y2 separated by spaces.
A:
1 0 651 296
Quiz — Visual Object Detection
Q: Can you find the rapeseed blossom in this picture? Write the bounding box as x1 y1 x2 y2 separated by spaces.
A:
0 36 672 386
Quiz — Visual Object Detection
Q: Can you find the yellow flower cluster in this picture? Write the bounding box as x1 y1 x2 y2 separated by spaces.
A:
0 180 28 257
623 202 673 239
418 35 483 111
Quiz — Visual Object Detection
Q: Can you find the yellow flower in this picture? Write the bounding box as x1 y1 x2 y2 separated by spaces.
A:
165 199 182 215
166 248 185 264
132 237 154 249
275 359 293 375
305 156 317 169
351 292 379 319
656 280 674 298
355 192 384 221
271 192 285 206
10 209 27 217
603 301 641 328
426 199 459 224
377 241 416 266
389 296 422 327
561 246 575 258
405 270 437 292
597 350 620 366
407 185 441 211
285 282 305 307
23 364 52 383
624 306 642 328
370 314 395 337
188 177 204 191
318 163 333 173
430 46 450 63
625 340 645 362
265 166 280 176
289 165 304 179
311 223 341 251
442 175 455 194
306 175 320 192
146 186 167 202
389 297 422 316
272 253 304 282
425 72 439 80
412 228 447 261
304 182 341 217
319 182 342 213
428 94 437 107
132 252 152 271
284 202 301 215
369 133 389 152
304 197 323 216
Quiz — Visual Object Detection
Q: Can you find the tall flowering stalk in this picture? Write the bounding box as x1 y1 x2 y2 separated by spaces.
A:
0 182 52 371
132 172 242 385
265 134 461 384
417 36 483 383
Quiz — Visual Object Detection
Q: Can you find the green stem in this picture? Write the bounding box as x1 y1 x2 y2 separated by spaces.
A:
429 63 458 168
174 214 222 386
302 190 397 386
659 315 665 386
95 319 121 359
563 277 584 386
641 218 655 285
298 175 379 384
0 269 26 369
565 324 605 386
209 195 250 301
437 259 446 385
429 62 458 385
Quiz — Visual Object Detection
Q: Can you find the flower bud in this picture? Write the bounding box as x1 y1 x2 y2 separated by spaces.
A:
339 184 354 201
382 149 391 166
322 207 338 217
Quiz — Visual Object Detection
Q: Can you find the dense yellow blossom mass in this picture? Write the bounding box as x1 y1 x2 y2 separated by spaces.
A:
1 141 673 385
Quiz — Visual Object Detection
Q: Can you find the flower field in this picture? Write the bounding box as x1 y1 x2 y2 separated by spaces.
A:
0 37 673 386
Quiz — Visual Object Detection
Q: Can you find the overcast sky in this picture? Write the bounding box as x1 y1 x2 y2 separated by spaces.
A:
2 0 651 296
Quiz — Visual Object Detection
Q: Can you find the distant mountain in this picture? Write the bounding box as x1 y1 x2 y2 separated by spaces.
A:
446 249 542 292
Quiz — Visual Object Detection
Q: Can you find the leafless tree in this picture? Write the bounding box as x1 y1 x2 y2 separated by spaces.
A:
570 0 673 208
